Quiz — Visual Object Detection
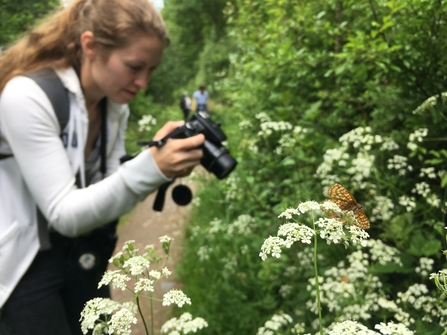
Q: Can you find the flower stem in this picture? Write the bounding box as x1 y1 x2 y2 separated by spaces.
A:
150 292 154 335
313 219 323 335
136 295 150 335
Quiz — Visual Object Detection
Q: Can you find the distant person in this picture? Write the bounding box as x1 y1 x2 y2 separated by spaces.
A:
180 91 192 120
192 85 210 112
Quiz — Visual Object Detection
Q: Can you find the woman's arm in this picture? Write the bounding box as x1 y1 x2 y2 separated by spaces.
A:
0 77 179 237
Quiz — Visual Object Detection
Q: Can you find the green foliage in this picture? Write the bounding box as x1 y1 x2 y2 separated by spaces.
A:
173 0 447 334
126 91 186 154
0 0 59 46
146 0 233 103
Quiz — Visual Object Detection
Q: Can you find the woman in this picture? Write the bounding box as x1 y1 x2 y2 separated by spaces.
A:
0 0 204 334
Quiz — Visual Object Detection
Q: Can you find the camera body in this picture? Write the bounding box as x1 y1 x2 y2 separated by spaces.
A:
161 111 237 179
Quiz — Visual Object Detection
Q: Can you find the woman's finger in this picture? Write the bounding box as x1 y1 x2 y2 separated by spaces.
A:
166 134 205 151
153 121 185 140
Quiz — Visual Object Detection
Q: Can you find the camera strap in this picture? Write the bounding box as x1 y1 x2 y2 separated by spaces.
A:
121 139 191 212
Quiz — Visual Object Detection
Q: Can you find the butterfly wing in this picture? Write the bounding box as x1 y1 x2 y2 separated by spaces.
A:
353 209 370 229
327 183 358 211
326 183 370 229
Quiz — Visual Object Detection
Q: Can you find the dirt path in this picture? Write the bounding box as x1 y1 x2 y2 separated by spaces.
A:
110 180 194 335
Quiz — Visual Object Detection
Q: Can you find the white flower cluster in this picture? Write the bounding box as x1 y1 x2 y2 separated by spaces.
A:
162 289 192 307
161 312 208 335
426 193 441 208
346 152 374 180
328 320 376 334
374 321 414 334
295 247 316 269
261 201 370 260
224 175 241 201
315 218 346 245
123 255 151 276
278 222 315 246
98 270 130 291
138 114 157 132
80 298 137 335
398 196 416 212
411 181 431 197
159 235 174 244
377 298 413 325
306 250 382 320
413 93 447 115
395 283 447 325
365 239 402 266
238 119 252 130
197 246 211 261
81 239 204 335
407 128 428 151
275 133 297 155
387 155 413 175
254 112 309 155
410 182 441 208
260 236 289 261
327 320 414 335
227 214 255 236
316 127 397 189
258 120 293 137
279 284 293 298
316 148 350 182
339 127 382 151
419 167 437 179
208 218 225 234
415 257 434 277
256 313 293 335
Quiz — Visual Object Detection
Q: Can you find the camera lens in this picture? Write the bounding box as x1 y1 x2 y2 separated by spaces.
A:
211 153 237 179
201 140 237 179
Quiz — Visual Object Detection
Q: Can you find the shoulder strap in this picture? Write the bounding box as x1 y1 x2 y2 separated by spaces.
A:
3 68 70 250
0 68 70 161
24 68 70 133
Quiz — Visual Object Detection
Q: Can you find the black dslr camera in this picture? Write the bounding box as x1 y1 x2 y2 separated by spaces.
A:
137 111 237 211
159 111 237 179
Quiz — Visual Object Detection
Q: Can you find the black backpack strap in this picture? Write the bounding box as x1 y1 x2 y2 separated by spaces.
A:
0 68 70 161
24 68 70 250
24 68 70 134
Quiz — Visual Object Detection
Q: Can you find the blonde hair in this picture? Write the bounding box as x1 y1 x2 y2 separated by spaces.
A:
0 0 170 91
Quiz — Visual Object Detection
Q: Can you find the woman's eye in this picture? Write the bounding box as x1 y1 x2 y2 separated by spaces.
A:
127 64 142 72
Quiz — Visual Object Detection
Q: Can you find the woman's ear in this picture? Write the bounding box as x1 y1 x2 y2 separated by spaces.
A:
80 31 96 59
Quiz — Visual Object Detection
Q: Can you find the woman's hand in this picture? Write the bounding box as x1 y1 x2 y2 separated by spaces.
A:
149 121 205 178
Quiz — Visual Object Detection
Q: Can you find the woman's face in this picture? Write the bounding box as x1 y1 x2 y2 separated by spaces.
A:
89 34 164 104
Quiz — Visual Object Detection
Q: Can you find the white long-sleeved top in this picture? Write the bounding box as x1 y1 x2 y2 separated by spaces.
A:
0 67 170 307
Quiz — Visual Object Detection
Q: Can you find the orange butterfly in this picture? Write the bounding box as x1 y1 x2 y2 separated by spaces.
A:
323 183 370 230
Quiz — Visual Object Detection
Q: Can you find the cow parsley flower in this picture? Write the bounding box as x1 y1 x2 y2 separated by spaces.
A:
161 313 208 334
108 304 138 335
162 289 191 307
80 298 119 334
123 255 150 276
134 278 154 293
260 236 286 260
328 320 376 334
374 322 414 334
98 270 130 291
278 222 315 246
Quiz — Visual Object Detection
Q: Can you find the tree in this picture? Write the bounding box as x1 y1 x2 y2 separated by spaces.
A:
146 0 233 103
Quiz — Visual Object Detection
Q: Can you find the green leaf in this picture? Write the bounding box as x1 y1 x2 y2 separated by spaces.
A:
408 234 442 257
441 175 447 188
281 157 296 166
425 158 445 165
